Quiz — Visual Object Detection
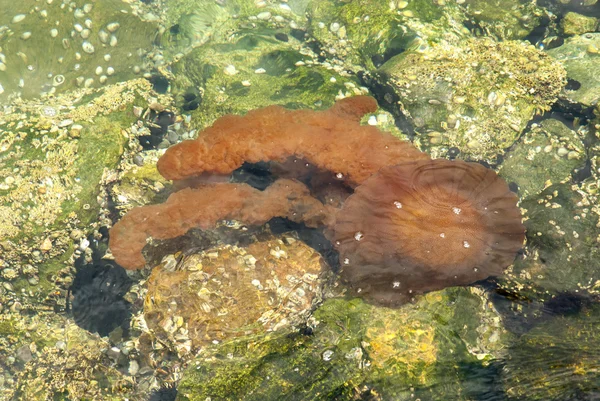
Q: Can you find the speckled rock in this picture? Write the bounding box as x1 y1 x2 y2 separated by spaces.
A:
461 0 544 40
377 37 567 162
176 288 511 401
0 0 158 100
144 236 329 356
499 119 586 197
547 33 600 107
501 178 600 299
1 312 142 400
560 11 599 36
0 79 156 304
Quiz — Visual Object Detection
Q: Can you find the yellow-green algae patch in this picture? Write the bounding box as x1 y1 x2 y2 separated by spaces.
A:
176 288 511 401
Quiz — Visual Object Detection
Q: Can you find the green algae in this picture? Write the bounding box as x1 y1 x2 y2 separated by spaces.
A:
170 32 368 129
177 288 511 401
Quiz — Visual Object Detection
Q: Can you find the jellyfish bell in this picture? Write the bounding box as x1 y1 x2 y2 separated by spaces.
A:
333 159 525 306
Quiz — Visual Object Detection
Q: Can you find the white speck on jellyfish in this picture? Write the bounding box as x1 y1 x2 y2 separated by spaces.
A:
354 231 364 241
392 281 400 288
439 233 445 238
463 240 470 248
394 201 402 208
343 258 350 265
473 267 479 272
408 289 413 294
336 172 343 179
452 207 461 214
335 241 340 246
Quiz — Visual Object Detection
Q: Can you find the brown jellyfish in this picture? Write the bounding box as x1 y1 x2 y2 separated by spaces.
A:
333 159 525 306
156 96 429 187
109 179 336 270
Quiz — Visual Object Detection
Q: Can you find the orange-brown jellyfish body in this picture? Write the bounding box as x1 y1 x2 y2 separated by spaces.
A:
156 96 429 186
333 159 525 306
109 179 336 270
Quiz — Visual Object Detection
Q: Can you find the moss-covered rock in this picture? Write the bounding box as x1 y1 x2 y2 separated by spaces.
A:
176 288 511 401
0 0 158 101
499 119 586 197
377 37 566 162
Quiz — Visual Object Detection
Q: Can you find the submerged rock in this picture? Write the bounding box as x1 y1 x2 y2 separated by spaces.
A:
176 288 511 400
306 0 466 70
0 0 158 100
547 33 600 107
499 119 586 197
377 37 566 162
144 236 329 356
169 32 371 129
502 303 600 400
502 178 600 300
1 312 143 400
460 0 544 40
0 79 156 305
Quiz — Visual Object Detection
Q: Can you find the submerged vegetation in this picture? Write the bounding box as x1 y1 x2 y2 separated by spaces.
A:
0 0 599 399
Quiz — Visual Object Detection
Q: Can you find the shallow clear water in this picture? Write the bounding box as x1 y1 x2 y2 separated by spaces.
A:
0 0 599 400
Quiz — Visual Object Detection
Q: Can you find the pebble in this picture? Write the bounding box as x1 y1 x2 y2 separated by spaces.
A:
128 360 140 376
133 154 144 166
59 119 74 127
12 14 26 23
167 130 179 144
257 11 271 20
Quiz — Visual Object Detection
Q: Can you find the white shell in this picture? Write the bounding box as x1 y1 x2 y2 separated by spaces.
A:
109 35 117 47
95 66 103 75
82 41 95 54
21 32 32 40
106 22 120 32
12 14 26 23
106 66 115 75
98 30 108 43
50 28 58 38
